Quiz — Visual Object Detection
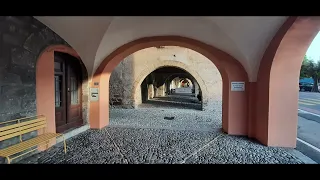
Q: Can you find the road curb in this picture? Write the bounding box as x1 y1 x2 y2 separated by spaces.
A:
286 148 317 164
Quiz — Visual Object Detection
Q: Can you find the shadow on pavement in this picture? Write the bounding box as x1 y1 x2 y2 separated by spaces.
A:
139 94 202 110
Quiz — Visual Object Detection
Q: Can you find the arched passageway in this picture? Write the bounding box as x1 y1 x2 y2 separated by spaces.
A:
130 59 211 110
109 59 210 110
138 66 203 110
90 36 249 136
254 17 320 147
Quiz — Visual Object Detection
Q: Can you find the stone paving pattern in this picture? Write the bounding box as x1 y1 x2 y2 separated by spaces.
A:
138 95 202 110
110 95 221 131
18 127 302 164
18 126 303 164
109 108 221 131
18 95 303 164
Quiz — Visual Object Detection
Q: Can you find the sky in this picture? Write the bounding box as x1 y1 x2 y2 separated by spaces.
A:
306 31 320 61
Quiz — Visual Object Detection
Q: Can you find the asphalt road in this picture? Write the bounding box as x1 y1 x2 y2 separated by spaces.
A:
297 92 320 163
299 92 320 114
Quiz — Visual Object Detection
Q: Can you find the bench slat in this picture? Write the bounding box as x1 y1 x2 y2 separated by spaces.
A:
0 117 46 132
0 133 61 155
0 116 45 125
0 133 61 157
0 125 46 141
0 121 46 137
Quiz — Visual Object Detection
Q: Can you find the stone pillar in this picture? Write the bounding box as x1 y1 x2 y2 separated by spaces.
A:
147 84 154 100
194 81 200 97
155 84 166 97
172 78 180 88
165 81 170 95
140 79 148 103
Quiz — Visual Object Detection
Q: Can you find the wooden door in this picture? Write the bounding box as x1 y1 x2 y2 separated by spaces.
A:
66 59 83 130
54 58 67 131
54 52 83 133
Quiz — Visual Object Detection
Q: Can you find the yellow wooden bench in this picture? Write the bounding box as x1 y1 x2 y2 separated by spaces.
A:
0 115 66 164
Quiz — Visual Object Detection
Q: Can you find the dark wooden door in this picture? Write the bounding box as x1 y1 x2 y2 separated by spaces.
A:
54 52 83 133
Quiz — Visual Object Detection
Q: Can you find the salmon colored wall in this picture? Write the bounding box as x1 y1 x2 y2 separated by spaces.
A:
247 82 256 138
36 45 81 148
256 16 320 147
90 36 249 136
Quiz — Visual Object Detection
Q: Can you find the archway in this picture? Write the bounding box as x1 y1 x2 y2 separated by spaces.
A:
255 17 320 147
165 74 197 96
138 66 203 111
131 61 209 109
164 74 201 106
36 45 89 135
90 36 249 136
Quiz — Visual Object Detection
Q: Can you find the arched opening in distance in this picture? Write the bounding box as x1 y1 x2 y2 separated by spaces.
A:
296 31 320 162
255 16 320 148
138 66 203 111
91 36 249 137
129 58 211 110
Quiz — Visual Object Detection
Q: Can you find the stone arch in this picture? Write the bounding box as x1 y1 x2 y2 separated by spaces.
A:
131 60 210 108
36 45 89 134
164 73 195 88
255 16 320 147
90 36 249 136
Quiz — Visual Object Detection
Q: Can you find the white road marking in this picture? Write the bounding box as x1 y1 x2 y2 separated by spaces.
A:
297 138 320 154
297 108 320 154
298 108 320 118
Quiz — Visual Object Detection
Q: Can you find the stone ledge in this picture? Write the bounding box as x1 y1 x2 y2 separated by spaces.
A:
56 124 90 144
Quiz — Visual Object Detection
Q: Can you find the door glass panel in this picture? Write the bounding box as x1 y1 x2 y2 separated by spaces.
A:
54 75 62 107
54 62 62 71
70 76 79 105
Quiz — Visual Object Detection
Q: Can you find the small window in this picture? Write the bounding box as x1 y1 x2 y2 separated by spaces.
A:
54 62 62 71
70 77 79 105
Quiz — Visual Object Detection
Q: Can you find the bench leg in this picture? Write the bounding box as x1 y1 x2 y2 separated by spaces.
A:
63 136 67 154
6 157 11 164
46 140 50 149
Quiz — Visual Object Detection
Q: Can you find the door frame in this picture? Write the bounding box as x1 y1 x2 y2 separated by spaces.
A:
54 52 84 133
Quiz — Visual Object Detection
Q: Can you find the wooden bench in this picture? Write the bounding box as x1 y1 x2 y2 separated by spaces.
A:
0 115 66 164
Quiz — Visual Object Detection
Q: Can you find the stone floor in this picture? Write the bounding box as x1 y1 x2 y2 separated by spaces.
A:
139 94 202 110
109 108 221 131
17 94 307 164
18 127 303 164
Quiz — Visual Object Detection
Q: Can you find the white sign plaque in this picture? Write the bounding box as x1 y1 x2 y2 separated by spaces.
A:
231 82 245 91
90 88 99 101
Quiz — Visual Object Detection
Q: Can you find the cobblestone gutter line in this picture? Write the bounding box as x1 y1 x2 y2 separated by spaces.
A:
106 130 129 164
180 134 224 164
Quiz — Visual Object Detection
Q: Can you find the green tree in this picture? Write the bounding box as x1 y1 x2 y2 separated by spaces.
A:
300 55 320 92
300 55 310 78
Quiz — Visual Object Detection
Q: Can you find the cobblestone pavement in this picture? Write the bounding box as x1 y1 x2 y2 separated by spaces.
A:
139 94 202 110
109 108 221 131
110 94 221 131
17 95 305 164
18 127 303 164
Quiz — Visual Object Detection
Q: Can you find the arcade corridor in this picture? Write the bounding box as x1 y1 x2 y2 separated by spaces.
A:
19 94 312 164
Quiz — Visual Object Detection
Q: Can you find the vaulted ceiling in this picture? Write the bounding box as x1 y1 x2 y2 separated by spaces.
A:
34 16 287 81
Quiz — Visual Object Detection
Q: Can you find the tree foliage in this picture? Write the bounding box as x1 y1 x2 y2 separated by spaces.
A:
300 55 310 78
300 55 320 92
